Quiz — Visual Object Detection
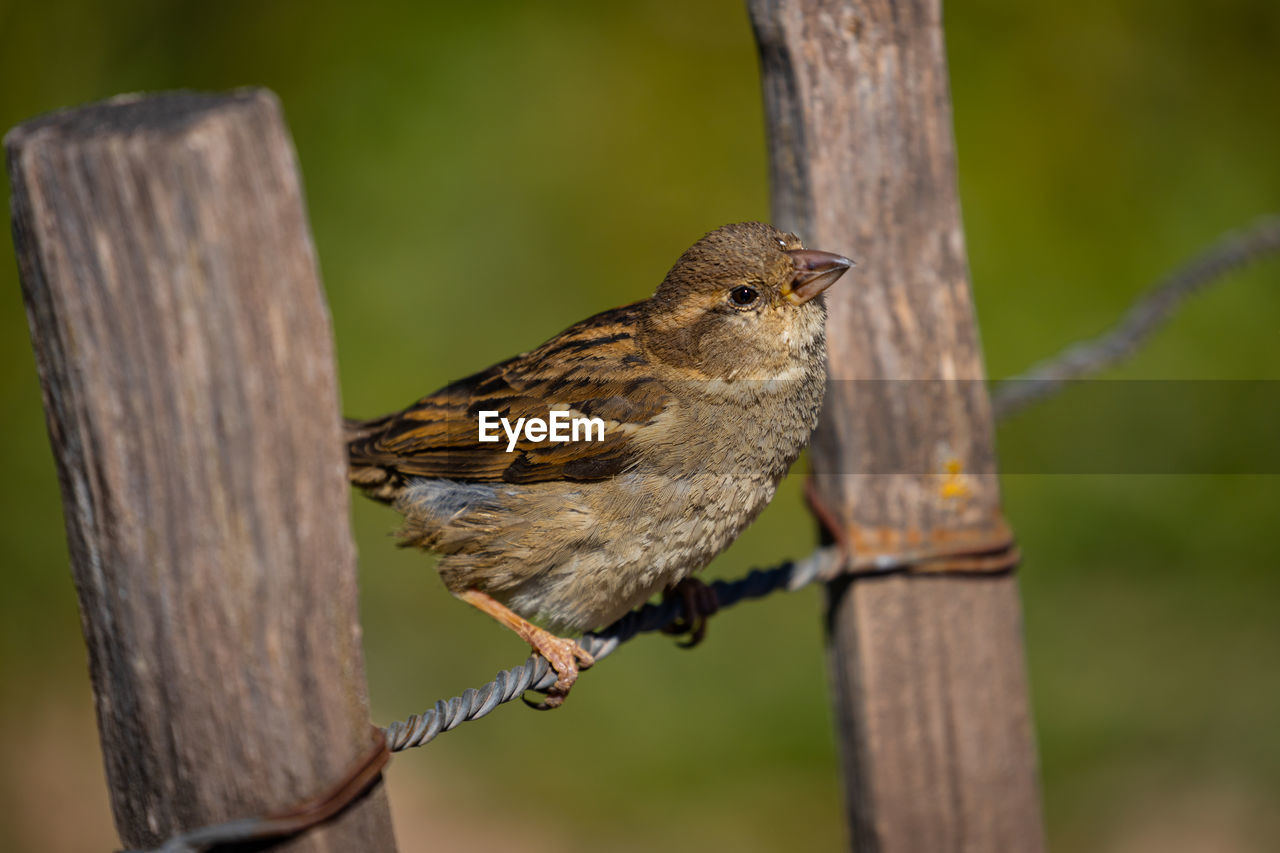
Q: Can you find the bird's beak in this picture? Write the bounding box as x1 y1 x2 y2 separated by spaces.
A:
784 249 854 304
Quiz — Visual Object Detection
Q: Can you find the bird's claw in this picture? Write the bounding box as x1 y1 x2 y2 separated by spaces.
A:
522 633 594 711
661 578 720 649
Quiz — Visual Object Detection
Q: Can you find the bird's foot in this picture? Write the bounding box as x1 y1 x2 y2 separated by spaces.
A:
455 588 593 710
661 577 720 648
522 626 595 710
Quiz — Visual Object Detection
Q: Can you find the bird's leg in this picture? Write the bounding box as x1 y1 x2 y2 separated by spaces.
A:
455 588 594 710
805 476 852 557
661 577 720 648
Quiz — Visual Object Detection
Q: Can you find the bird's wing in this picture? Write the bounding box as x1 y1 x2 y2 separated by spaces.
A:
346 303 672 495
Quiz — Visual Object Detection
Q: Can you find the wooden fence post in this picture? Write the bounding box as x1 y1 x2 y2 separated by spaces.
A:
7 90 398 851
748 2 1047 850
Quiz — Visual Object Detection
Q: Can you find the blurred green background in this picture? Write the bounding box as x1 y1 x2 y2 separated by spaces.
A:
2 1 1278 850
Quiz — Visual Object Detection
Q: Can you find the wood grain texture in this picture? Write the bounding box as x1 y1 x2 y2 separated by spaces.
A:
747 2 1046 850
7 90 397 851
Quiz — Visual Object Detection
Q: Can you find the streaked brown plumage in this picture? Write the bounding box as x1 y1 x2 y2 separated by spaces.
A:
347 222 851 706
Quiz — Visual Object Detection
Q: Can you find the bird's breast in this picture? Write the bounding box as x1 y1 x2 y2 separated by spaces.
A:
613 366 826 572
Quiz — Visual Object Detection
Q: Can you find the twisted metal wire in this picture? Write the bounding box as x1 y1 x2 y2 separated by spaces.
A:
121 548 844 852
383 545 844 751
992 214 1280 420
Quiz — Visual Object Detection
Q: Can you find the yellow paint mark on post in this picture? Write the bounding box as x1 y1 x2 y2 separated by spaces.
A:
940 457 970 499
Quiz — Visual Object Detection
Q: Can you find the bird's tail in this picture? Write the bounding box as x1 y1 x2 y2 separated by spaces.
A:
344 414 404 504
343 414 392 443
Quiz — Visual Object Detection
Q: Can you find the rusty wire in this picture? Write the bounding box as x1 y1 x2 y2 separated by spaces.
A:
122 729 391 853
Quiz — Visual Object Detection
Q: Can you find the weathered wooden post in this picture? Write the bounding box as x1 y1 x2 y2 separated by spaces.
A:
7 90 398 850
748 2 1046 850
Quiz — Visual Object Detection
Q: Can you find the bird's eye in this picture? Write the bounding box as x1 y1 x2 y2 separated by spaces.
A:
776 238 787 249
729 285 759 307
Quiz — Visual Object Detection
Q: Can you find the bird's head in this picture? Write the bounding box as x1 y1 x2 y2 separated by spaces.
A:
640 221 853 380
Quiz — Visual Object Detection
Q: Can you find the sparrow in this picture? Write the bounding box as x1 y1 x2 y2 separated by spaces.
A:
346 222 852 707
